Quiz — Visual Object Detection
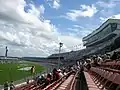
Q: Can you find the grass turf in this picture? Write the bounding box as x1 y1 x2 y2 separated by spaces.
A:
0 61 45 84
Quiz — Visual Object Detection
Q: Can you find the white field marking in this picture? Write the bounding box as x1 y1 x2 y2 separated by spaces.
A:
19 64 28 66
18 67 31 71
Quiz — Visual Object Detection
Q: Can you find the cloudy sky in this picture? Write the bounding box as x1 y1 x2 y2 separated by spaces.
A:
0 0 120 57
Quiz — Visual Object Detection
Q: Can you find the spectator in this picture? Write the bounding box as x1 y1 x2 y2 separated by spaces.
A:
111 52 118 60
46 73 52 84
92 56 99 67
58 69 64 78
52 68 60 81
106 54 111 59
35 76 40 82
4 81 8 90
10 81 15 90
80 62 84 72
62 69 67 76
117 52 120 59
102 54 108 60
86 60 91 70
37 76 42 85
40 74 46 84
27 79 29 84
97 56 103 65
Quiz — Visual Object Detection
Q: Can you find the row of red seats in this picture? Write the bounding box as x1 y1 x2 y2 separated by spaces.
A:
89 67 120 89
101 60 120 69
15 80 45 90
14 81 36 90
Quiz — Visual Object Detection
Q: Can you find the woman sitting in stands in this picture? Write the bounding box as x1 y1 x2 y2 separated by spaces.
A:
46 73 52 84
52 68 60 81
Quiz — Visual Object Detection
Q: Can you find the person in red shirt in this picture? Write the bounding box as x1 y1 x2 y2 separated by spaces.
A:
52 68 60 81
47 73 52 84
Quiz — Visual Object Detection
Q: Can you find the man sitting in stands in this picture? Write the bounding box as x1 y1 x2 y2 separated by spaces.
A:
111 52 118 60
92 55 100 67
40 74 46 84
10 81 15 90
4 81 8 90
85 59 91 70
97 56 103 65
80 61 84 72
58 69 64 78
62 69 67 75
36 76 42 85
27 79 29 84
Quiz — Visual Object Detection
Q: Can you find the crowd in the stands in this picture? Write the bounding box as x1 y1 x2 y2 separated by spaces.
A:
83 51 120 71
33 65 78 89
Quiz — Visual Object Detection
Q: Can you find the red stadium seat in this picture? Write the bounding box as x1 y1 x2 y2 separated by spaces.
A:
89 66 120 90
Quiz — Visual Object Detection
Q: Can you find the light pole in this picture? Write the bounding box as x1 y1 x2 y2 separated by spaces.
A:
5 46 8 57
58 42 63 69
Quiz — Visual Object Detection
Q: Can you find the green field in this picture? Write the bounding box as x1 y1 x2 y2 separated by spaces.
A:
0 61 45 84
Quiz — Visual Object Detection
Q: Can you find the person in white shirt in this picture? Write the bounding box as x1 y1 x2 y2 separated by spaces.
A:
58 69 64 78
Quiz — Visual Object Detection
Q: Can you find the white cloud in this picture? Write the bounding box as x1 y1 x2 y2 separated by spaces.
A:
96 0 120 18
96 1 116 8
73 25 85 29
67 28 79 32
46 0 60 9
53 0 60 9
0 0 84 57
27 4 45 17
0 0 58 57
67 27 91 37
63 4 98 21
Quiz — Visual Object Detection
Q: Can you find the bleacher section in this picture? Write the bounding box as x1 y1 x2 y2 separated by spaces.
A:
84 60 120 90
14 70 78 90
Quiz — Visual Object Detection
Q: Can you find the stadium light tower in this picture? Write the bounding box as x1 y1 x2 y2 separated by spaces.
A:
5 46 8 57
58 42 63 69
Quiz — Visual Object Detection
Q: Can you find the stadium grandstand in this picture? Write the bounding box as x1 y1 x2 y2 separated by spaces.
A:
83 19 120 56
0 56 19 60
1 19 120 90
